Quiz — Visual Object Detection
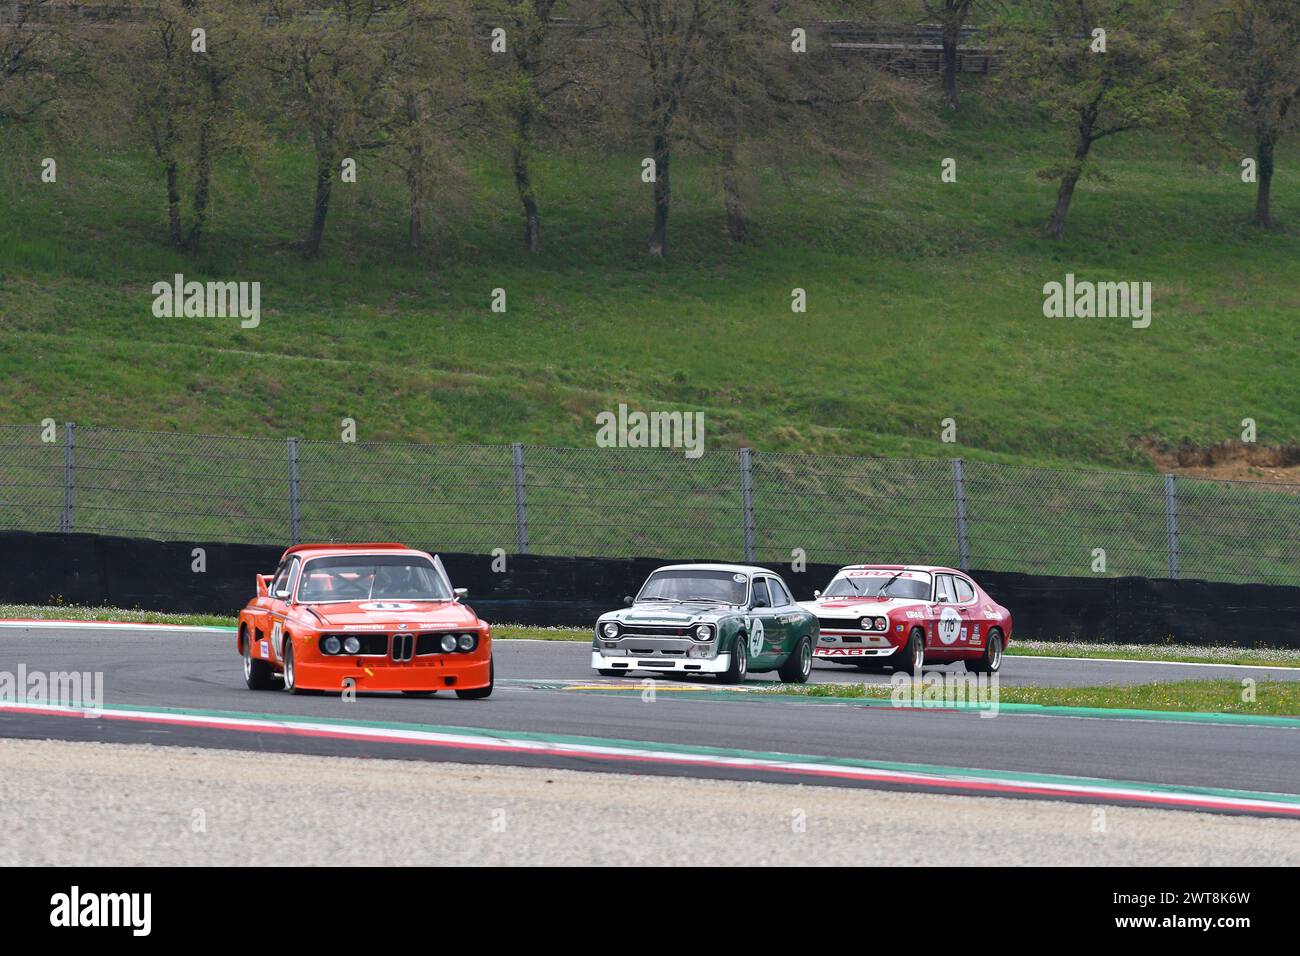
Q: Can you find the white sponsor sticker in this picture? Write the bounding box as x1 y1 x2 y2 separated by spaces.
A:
937 607 961 646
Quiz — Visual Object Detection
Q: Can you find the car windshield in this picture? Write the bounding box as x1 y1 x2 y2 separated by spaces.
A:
637 569 748 605
297 555 452 602
824 570 931 601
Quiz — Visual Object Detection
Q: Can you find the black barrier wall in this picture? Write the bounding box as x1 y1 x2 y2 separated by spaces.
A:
1 531 1297 647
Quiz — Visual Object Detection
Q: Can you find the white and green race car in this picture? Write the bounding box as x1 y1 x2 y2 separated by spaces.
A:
591 564 818 684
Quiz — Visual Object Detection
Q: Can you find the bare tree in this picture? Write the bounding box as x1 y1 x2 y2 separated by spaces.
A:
108 0 243 250
263 0 406 258
994 0 1215 240
1210 0 1300 228
0 0 78 128
378 0 477 249
480 0 603 253
615 0 718 256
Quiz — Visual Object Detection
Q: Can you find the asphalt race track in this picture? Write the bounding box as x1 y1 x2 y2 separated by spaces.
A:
2 624 1300 818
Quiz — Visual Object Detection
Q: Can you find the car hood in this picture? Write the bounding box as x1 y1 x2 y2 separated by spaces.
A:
293 600 480 629
799 597 927 617
599 602 737 625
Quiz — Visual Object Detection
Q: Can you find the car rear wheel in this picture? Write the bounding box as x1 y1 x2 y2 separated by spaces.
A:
718 634 748 684
894 629 926 675
965 630 1003 674
456 658 494 699
242 631 278 690
777 635 812 684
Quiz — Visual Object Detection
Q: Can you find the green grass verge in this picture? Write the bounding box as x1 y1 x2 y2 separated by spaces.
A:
768 679 1300 717
0 604 237 628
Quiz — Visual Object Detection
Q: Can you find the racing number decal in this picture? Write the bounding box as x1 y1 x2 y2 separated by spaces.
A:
271 620 285 660
745 617 765 656
937 607 961 646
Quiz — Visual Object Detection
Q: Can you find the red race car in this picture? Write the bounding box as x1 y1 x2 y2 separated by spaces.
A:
799 565 1011 674
237 542 493 698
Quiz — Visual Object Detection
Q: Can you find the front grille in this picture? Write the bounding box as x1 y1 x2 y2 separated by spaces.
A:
619 624 694 639
392 633 414 662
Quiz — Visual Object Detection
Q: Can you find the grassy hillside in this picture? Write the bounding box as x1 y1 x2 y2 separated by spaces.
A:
1 100 1297 472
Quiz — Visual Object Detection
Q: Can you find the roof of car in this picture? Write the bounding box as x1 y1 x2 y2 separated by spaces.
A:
834 564 964 575
653 563 779 576
279 542 422 561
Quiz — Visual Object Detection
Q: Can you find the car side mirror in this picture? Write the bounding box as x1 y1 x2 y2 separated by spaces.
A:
623 595 633 606
274 588 291 601
752 597 770 609
454 587 468 600
812 589 821 599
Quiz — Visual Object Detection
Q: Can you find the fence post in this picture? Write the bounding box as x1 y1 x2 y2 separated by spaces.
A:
952 458 970 571
1164 473 1180 580
59 422 75 533
287 438 301 544
739 447 756 563
511 442 529 554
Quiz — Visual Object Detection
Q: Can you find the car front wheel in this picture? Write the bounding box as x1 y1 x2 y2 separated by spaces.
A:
894 629 925 675
719 635 748 684
457 658 494 699
282 639 303 694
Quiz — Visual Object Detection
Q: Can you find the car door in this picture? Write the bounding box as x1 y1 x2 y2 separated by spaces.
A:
745 576 782 665
930 572 963 652
268 557 300 661
767 575 803 658
952 574 983 649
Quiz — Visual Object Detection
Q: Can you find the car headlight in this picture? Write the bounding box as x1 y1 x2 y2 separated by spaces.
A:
343 636 360 654
694 624 714 640
457 633 476 652
874 617 886 631
600 621 621 639
323 635 342 655
440 634 458 653
859 617 873 630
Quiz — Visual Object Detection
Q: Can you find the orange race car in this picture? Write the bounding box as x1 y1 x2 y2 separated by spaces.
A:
237 542 493 698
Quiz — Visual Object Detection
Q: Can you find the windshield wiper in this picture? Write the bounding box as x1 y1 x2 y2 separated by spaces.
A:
875 572 903 597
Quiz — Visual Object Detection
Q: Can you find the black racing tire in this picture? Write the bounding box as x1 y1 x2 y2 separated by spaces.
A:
894 628 926 676
457 658 494 699
282 638 306 694
718 633 749 684
242 630 278 690
777 635 813 684
965 629 1004 674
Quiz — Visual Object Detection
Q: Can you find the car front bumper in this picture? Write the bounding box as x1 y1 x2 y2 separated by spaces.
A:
592 651 732 674
292 656 492 692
